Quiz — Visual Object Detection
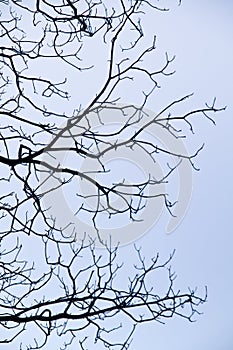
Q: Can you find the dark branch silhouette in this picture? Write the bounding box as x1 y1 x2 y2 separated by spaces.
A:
0 238 207 349
0 1 225 349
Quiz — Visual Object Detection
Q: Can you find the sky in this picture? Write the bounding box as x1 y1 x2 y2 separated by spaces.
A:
1 1 233 349
122 1 233 349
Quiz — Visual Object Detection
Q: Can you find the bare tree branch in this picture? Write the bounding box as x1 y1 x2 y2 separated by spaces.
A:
0 1 225 349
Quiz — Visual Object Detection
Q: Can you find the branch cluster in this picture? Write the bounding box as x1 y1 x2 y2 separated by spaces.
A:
0 1 224 349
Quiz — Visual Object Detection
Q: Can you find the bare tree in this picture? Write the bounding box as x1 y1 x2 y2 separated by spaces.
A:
0 1 224 349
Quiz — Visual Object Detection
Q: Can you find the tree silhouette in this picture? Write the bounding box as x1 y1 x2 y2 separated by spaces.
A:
0 1 224 349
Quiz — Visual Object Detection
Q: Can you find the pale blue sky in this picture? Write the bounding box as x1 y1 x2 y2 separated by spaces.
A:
121 1 233 349
1 1 232 349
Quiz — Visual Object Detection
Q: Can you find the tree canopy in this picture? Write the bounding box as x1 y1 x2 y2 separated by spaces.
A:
0 1 224 349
